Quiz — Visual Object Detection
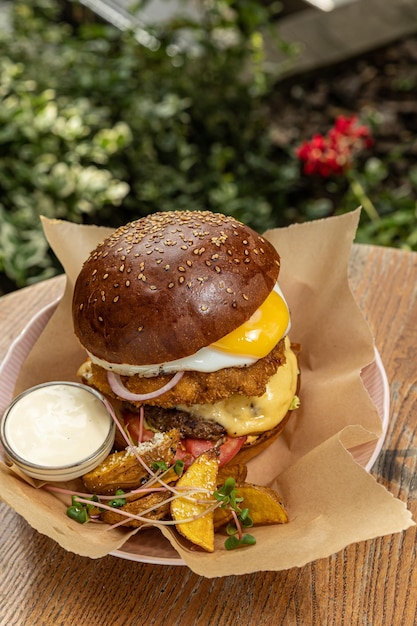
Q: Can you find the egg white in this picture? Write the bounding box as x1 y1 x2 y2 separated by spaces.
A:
87 282 290 378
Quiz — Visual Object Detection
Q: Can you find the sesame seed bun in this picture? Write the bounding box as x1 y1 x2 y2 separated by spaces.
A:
72 211 281 366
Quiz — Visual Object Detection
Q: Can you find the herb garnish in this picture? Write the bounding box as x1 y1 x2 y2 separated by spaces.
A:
66 494 99 524
213 477 256 549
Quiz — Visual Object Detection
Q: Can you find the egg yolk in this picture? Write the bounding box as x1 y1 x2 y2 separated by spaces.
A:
211 289 290 359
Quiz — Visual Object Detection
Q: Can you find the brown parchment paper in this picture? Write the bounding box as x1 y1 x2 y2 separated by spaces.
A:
0 209 414 577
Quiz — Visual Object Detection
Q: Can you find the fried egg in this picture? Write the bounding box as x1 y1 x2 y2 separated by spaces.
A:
88 282 290 377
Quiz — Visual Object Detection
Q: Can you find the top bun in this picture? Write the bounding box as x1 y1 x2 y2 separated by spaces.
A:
72 211 280 365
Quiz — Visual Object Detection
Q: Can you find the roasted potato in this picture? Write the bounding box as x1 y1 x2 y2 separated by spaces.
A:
101 491 171 528
217 463 247 487
213 482 288 530
83 429 180 494
171 450 218 552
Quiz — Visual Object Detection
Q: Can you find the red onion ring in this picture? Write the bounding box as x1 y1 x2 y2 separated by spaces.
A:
107 370 184 402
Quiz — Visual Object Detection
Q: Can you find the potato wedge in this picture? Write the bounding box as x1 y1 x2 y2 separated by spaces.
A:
120 466 180 503
213 482 288 530
213 504 233 531
217 463 247 487
83 429 180 494
101 491 171 528
236 484 288 525
171 450 218 552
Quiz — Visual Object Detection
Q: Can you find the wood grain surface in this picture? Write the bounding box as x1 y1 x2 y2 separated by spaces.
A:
0 244 416 626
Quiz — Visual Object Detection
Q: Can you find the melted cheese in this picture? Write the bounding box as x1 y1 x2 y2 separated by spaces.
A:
177 338 299 436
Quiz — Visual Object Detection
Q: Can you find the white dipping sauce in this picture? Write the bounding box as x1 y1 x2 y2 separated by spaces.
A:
2 383 114 475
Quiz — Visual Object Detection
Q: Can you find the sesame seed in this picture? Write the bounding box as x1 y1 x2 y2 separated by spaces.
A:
113 296 119 303
168 282 174 289
125 280 131 287
98 316 103 322
150 285 157 291
179 276 185 284
243 294 249 300
79 303 83 311
103 273 109 280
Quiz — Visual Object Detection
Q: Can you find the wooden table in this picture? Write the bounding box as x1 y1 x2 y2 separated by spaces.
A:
0 244 416 625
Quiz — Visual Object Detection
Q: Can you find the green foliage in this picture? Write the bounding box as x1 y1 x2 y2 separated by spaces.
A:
0 0 297 291
0 0 415 292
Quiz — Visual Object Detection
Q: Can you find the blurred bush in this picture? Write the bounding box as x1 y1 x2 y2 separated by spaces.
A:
0 0 415 293
0 0 299 291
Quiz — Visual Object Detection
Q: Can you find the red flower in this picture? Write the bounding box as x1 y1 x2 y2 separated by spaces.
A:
295 115 372 177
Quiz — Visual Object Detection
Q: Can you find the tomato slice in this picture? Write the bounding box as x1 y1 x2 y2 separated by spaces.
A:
123 411 246 468
173 444 195 469
183 436 247 467
123 412 155 444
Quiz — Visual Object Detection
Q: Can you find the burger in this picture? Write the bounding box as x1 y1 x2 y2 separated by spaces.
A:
72 211 300 467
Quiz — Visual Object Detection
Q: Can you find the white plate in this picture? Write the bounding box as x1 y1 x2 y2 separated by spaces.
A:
0 300 390 566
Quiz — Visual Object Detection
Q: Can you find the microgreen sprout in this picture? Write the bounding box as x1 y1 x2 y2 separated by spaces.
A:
173 459 184 476
109 489 127 508
66 494 99 524
213 477 256 550
152 459 184 476
151 460 169 472
224 533 256 550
